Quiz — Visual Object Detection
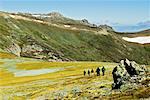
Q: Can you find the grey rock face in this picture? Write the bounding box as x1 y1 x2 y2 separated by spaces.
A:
98 25 114 32
21 44 44 58
5 43 21 57
112 59 147 89
21 43 65 61
81 19 89 24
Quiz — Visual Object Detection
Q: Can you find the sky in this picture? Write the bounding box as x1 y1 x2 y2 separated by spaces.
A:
0 0 149 25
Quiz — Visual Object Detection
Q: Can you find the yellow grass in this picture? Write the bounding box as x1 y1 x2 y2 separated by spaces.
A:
0 52 16 59
3 59 149 99
0 60 118 99
0 62 4 65
16 61 116 70
0 69 14 80
1 57 149 100
1 61 116 86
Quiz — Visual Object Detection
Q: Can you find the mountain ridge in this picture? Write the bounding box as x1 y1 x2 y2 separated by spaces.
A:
0 11 150 64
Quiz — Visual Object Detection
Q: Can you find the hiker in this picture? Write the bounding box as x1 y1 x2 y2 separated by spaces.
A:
91 69 94 74
88 70 90 76
84 70 86 76
96 67 100 76
102 66 106 76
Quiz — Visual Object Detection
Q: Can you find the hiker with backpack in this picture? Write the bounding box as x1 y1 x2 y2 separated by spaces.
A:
96 67 100 76
102 66 106 76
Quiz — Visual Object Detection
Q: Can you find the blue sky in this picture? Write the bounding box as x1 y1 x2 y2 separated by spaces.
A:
0 0 149 25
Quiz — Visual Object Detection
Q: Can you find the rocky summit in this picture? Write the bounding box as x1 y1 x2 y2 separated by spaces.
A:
112 59 149 89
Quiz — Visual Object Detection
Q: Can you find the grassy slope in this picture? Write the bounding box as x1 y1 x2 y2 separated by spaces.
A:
0 14 150 64
116 29 150 37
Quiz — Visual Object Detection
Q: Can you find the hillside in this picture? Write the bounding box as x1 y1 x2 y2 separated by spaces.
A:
117 29 150 37
0 11 150 64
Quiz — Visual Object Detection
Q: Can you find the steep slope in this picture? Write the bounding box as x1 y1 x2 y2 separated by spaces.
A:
0 11 150 64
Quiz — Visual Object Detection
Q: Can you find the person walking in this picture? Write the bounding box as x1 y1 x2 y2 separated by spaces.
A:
91 69 94 74
84 70 86 76
88 70 90 76
102 66 106 76
96 67 100 76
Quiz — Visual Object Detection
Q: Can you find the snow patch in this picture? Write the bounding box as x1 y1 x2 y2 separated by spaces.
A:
32 14 50 18
64 25 70 28
32 14 41 17
122 36 150 44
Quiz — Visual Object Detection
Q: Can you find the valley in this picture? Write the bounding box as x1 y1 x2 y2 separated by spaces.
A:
0 54 116 99
0 53 149 99
0 11 150 99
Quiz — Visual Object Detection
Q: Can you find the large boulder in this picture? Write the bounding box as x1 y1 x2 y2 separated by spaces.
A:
112 59 148 89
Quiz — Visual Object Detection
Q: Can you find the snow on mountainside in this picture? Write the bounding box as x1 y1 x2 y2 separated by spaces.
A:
122 36 150 44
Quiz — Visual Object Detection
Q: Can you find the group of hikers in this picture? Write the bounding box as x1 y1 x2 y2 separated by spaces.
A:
83 66 106 76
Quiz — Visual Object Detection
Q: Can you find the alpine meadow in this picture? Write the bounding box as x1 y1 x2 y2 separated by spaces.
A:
0 0 150 99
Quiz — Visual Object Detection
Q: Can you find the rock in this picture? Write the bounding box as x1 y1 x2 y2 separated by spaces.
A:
89 24 97 28
5 43 21 57
71 86 82 96
53 90 68 99
47 12 63 18
21 44 43 58
120 82 138 92
124 59 147 76
81 19 89 24
21 44 65 61
112 59 147 89
98 25 114 32
22 44 43 53
81 19 97 28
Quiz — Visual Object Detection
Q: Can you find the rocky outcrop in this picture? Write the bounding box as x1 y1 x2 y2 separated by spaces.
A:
112 59 148 89
98 25 114 32
81 19 89 25
21 43 66 61
81 19 97 28
5 43 21 57
47 12 63 18
21 44 45 59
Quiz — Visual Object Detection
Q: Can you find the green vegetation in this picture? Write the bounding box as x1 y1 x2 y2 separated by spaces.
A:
0 12 150 64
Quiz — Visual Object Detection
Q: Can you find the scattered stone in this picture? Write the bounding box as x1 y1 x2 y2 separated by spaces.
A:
53 90 68 99
71 86 82 96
